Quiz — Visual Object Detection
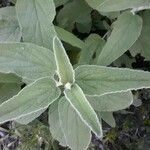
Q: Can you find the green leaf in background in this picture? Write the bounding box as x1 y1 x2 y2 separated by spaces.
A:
93 0 150 12
53 37 75 85
55 26 85 49
64 83 102 137
16 108 46 125
130 10 150 60
87 91 133 112
75 65 150 96
78 34 105 65
16 0 56 49
0 77 61 124
97 112 116 127
0 6 21 42
58 97 91 150
57 0 92 32
54 0 70 7
97 12 142 66
0 43 56 82
48 99 67 147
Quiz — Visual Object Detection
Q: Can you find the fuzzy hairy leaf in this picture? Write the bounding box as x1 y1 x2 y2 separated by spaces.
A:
0 6 21 42
48 100 67 147
75 65 150 96
96 0 150 12
53 37 75 84
58 97 91 150
0 77 61 124
0 43 56 82
87 91 133 112
65 83 102 137
97 12 142 66
16 0 56 49
55 26 85 49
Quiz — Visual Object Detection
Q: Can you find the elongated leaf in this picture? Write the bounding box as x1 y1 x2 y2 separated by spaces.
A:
53 37 75 84
55 26 85 49
0 77 61 124
16 0 56 49
0 7 21 42
75 65 150 96
16 108 46 125
97 0 150 12
78 34 105 65
97 12 142 66
87 91 133 112
48 100 67 147
97 112 116 127
0 43 56 82
58 97 91 150
64 83 102 137
0 72 21 83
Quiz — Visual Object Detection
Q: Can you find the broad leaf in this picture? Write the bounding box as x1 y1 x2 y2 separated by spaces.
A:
78 34 105 65
64 83 102 137
16 108 46 125
87 91 133 112
93 0 150 12
55 26 85 49
130 10 150 60
0 77 61 124
0 43 56 82
16 0 56 49
0 6 21 42
97 12 142 66
48 99 67 147
75 65 150 96
97 112 116 127
54 0 70 7
53 37 75 84
58 97 91 150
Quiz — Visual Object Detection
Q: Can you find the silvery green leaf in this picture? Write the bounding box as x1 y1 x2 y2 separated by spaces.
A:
16 108 46 125
16 0 56 49
0 77 61 124
57 0 92 31
130 11 150 60
0 83 21 104
97 12 142 66
55 26 85 49
78 34 105 65
54 0 70 7
53 37 75 84
75 65 150 96
87 91 133 112
0 43 56 82
58 97 91 150
64 83 102 137
97 112 116 127
94 0 150 12
48 99 67 147
0 6 21 42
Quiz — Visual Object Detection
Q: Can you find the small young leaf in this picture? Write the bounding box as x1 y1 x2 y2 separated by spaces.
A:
53 37 75 84
75 65 150 96
0 77 61 124
0 43 56 82
0 7 21 42
55 26 85 49
64 83 102 137
87 91 133 112
16 0 56 49
58 97 91 150
97 112 116 127
48 99 67 147
97 12 142 66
